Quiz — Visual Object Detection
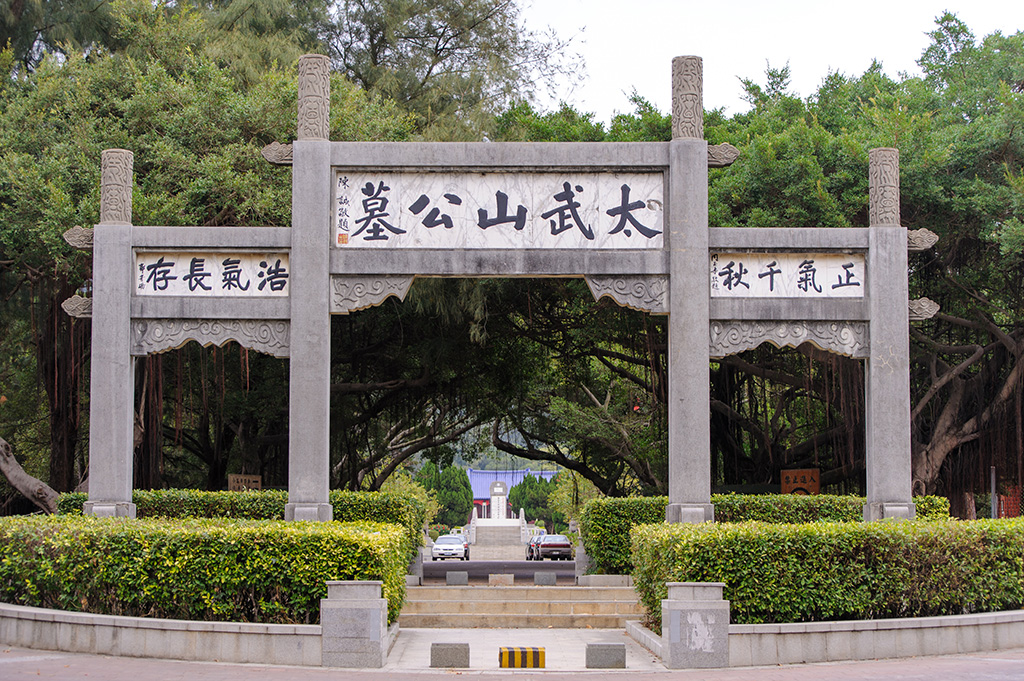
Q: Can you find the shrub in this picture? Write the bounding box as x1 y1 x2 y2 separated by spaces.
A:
58 489 426 563
0 515 407 623
631 518 1024 626
579 494 951 574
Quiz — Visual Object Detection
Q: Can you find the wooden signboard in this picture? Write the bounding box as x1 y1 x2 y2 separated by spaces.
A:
228 474 262 491
781 469 820 495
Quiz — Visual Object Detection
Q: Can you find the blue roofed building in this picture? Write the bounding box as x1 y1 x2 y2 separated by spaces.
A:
467 468 558 518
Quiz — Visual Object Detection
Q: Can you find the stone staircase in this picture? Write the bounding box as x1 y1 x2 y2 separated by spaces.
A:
398 585 644 628
467 524 527 561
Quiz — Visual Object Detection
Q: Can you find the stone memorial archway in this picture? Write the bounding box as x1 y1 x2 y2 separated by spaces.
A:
73 55 931 522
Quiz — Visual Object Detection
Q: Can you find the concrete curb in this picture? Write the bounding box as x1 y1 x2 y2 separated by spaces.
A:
627 609 1024 667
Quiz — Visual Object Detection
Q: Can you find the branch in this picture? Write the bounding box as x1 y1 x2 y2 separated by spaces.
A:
0 436 57 513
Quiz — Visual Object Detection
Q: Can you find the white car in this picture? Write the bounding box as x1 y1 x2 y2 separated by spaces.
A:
431 534 470 561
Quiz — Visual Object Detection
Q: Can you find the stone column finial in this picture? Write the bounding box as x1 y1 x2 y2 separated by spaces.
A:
100 149 133 225
869 148 900 226
297 54 331 140
672 56 703 140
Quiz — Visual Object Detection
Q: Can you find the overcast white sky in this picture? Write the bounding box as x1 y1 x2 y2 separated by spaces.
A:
519 1 1024 123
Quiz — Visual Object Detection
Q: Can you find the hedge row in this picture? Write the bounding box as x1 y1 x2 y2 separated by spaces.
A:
579 494 951 575
631 518 1024 627
0 515 407 624
58 489 426 563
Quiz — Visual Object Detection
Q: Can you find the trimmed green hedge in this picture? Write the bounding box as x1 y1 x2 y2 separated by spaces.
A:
579 494 951 575
58 489 426 563
0 515 407 623
631 518 1024 626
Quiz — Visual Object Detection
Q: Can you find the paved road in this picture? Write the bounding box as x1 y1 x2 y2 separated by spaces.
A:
3 645 1024 680
422 558 575 582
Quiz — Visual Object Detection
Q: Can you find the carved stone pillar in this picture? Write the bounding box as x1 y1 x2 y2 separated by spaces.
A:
85 149 137 518
671 56 703 140
865 148 915 521
297 54 330 140
100 149 133 225
667 56 712 523
287 58 333 521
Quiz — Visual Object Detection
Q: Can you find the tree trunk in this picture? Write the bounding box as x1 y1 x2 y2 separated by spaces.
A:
0 436 58 513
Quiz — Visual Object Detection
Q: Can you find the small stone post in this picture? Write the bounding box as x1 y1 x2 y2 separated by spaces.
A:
84 149 137 519
864 148 916 521
286 54 334 522
320 581 391 667
666 56 713 523
661 582 730 668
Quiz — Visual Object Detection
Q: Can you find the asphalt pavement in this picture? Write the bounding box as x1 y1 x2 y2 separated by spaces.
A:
4 644 1024 681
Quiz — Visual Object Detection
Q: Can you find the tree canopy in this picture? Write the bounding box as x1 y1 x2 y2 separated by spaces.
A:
1 8 1021 520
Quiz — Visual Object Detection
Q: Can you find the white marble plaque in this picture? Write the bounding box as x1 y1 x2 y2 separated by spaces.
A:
710 253 865 298
135 252 290 296
334 171 664 249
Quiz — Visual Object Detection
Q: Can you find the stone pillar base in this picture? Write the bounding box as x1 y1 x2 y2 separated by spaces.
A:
666 503 714 524
83 501 137 518
661 582 730 669
285 502 333 522
863 502 916 521
321 581 390 668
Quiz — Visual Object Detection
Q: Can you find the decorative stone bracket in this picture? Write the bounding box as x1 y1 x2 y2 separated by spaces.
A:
584 275 668 314
130 319 290 358
330 276 415 315
709 320 870 359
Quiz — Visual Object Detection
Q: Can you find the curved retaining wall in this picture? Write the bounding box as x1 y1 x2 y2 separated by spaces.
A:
627 609 1024 667
0 602 322 666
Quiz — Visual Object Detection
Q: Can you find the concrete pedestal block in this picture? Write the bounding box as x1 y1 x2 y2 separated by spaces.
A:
446 571 468 586
320 581 389 668
431 642 470 668
83 502 137 518
661 582 730 669
489 574 514 586
864 502 917 521
666 503 714 524
285 502 333 522
534 571 557 586
586 642 626 668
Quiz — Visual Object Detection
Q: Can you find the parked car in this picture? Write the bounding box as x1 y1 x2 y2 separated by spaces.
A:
536 534 573 561
526 534 544 560
431 534 470 561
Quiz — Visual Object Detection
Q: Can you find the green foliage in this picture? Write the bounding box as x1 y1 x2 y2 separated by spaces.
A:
415 463 473 527
0 515 406 623
547 470 602 523
507 473 561 530
327 0 582 136
632 518 1024 626
57 488 425 563
580 494 951 575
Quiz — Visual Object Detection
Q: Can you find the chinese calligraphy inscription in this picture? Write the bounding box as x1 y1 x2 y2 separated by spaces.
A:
710 253 865 298
135 252 290 297
335 171 664 249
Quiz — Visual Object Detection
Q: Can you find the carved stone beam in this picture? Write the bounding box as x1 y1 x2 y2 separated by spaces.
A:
909 297 940 321
584 275 668 314
61 295 92 319
708 143 740 167
261 142 294 165
709 320 870 359
908 228 939 252
262 141 740 169
131 320 291 358
63 225 93 250
330 276 415 315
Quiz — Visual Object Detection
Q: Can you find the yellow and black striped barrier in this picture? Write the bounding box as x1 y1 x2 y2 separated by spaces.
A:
499 646 545 668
